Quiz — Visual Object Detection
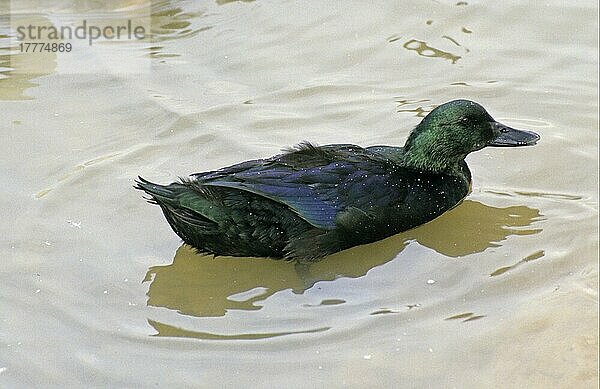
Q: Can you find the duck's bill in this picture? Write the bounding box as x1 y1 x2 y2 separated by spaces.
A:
488 122 540 147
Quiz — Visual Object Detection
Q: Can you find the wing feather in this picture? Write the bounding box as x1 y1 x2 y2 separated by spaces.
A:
190 143 400 230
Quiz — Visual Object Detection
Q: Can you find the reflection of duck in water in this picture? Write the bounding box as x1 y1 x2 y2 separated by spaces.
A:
136 100 539 260
145 199 543 319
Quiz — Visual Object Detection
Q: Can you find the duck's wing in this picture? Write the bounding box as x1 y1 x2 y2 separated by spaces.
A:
191 143 400 230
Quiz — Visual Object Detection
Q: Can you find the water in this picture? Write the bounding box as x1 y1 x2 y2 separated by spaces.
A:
1 1 598 387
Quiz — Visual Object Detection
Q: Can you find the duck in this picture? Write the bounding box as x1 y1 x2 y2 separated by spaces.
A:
136 99 539 261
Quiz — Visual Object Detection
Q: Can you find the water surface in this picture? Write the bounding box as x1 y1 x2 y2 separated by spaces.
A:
1 1 598 387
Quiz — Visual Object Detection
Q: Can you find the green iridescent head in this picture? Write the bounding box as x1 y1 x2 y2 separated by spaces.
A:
403 99 539 172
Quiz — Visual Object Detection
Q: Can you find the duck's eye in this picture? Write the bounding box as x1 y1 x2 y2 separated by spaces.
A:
461 117 470 124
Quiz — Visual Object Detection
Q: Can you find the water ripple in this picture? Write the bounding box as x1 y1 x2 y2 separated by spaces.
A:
148 319 330 340
403 39 462 64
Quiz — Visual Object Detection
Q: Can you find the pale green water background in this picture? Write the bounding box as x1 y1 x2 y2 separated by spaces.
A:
1 1 598 387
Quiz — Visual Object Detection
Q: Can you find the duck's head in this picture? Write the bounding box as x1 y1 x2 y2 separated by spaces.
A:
403 99 539 172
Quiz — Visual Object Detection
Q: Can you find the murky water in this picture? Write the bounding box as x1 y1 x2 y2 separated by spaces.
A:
1 1 598 387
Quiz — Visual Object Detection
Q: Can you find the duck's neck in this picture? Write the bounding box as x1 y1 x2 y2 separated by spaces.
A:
401 123 468 174
402 146 467 174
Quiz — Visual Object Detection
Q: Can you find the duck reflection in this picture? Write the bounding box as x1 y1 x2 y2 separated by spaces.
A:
145 199 543 318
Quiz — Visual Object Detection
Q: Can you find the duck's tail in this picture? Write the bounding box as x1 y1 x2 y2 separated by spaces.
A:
134 176 177 205
134 176 220 249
